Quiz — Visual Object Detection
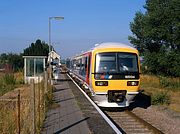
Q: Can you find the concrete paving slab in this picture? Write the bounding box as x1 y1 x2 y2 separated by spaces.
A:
41 74 91 134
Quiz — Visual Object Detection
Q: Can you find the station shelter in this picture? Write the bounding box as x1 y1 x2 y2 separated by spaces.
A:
23 56 47 84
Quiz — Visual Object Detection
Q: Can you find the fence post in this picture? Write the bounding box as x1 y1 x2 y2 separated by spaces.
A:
44 71 48 113
31 79 36 134
44 71 48 93
17 90 20 134
38 77 41 131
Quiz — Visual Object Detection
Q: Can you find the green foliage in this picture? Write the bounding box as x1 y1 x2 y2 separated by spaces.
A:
0 74 16 96
129 0 180 53
0 53 23 72
129 0 180 76
3 73 16 85
159 76 180 90
143 51 180 77
23 39 49 56
151 91 170 105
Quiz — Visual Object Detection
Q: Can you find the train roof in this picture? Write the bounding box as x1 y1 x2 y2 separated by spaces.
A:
92 42 136 50
71 42 138 59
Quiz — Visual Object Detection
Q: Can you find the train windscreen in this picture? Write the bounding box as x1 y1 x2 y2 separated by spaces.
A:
95 52 139 79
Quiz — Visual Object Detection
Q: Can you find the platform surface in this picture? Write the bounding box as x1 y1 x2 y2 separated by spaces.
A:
41 74 91 134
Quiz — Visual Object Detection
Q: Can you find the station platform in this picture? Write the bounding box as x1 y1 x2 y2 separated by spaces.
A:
41 73 116 134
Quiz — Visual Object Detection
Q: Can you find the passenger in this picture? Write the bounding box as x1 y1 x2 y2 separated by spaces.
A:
120 63 129 71
100 65 108 72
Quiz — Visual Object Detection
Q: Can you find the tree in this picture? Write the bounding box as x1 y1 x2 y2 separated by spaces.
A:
129 0 180 53
129 0 180 77
0 53 23 71
23 39 50 56
8 53 24 71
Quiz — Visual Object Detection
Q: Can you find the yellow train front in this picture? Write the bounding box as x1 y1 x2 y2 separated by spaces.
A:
68 42 140 107
90 43 140 107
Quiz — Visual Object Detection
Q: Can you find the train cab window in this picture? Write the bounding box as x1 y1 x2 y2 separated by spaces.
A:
95 52 139 80
118 53 138 73
95 53 116 73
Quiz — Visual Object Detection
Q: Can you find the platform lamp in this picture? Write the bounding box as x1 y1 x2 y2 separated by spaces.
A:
48 16 64 83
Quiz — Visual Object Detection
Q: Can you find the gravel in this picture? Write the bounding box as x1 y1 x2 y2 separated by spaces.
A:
131 104 180 134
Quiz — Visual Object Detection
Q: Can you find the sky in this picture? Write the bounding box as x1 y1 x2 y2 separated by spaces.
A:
0 0 146 58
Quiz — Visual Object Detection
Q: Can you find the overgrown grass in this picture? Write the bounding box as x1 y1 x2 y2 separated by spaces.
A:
44 84 60 110
140 75 160 88
0 73 16 96
0 72 24 96
141 75 180 90
0 108 17 133
0 77 53 134
44 84 53 109
159 76 180 90
141 75 180 111
3 73 16 85
151 91 170 105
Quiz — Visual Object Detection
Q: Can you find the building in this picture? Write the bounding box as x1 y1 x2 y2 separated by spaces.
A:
48 50 61 65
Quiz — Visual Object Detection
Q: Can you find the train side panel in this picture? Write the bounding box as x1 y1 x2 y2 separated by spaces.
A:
68 52 92 87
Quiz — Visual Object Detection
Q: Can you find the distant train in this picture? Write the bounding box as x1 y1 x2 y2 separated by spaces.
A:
67 42 140 107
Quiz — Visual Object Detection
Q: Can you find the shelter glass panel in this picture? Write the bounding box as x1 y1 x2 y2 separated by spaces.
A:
26 58 34 76
35 58 44 75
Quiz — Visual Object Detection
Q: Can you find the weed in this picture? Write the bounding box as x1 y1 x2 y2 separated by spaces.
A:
0 103 16 134
45 84 53 110
151 91 170 105
140 75 160 88
159 76 180 90
0 73 16 96
3 73 16 85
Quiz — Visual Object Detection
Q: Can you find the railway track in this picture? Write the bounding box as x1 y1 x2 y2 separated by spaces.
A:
67 73 163 134
104 109 163 134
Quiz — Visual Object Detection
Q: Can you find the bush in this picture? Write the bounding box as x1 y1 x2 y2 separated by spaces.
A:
151 91 170 105
143 51 180 77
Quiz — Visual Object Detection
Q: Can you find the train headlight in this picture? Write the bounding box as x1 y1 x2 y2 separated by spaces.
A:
127 81 139 86
95 81 108 86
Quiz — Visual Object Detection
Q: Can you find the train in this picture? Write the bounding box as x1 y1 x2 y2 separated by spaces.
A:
66 42 140 107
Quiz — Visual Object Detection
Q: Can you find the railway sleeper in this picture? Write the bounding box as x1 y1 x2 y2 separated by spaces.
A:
121 124 144 128
125 130 153 133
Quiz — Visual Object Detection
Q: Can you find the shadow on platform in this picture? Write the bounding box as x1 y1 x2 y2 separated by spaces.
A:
53 88 70 92
54 97 75 103
54 117 90 134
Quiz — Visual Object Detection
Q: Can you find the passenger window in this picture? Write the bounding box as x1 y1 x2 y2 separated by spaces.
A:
80 57 87 78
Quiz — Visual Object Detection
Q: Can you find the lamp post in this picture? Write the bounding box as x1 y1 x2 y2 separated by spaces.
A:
48 16 64 83
49 16 64 53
